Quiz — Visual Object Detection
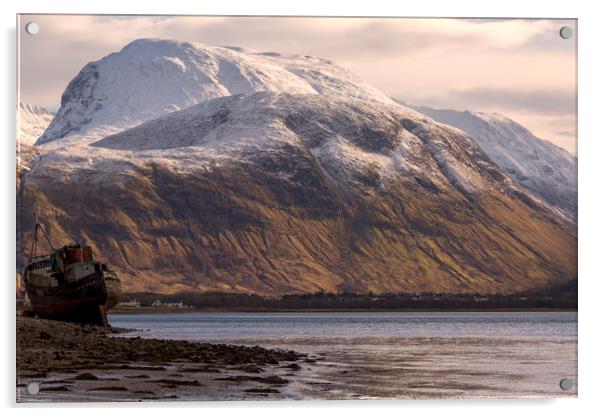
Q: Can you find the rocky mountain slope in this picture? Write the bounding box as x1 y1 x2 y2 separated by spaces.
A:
18 39 576 295
410 105 577 220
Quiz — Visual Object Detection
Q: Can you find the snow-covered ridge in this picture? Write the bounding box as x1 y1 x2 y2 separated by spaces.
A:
81 92 513 199
37 38 397 145
411 105 577 218
29 38 568 217
18 103 55 146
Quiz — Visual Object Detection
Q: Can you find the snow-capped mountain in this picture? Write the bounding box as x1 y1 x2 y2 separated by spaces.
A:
17 103 54 184
18 103 54 146
18 39 576 295
410 105 577 219
37 39 394 144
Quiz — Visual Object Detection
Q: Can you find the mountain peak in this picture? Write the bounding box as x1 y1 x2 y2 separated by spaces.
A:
36 39 396 145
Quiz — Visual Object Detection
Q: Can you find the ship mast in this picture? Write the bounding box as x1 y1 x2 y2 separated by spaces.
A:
28 211 54 261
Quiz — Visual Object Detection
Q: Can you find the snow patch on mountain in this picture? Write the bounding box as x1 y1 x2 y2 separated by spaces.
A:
410 105 577 218
255 52 395 105
18 103 55 146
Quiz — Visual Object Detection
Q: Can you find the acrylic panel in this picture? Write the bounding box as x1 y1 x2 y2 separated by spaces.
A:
16 14 577 402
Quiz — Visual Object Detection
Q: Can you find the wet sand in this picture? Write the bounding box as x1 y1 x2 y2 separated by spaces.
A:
16 317 312 402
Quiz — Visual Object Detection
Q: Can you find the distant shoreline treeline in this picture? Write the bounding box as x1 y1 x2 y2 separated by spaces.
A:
120 279 577 310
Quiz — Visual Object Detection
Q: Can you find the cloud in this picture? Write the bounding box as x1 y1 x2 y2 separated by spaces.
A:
19 15 570 105
556 129 577 137
449 87 576 116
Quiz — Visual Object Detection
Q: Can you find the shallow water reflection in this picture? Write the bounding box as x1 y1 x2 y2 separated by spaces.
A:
109 311 577 399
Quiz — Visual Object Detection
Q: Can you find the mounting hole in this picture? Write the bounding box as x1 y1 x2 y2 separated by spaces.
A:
559 26 573 40
25 22 39 35
26 382 39 395
559 378 574 391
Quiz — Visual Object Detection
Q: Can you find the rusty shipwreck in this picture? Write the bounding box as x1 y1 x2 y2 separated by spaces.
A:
21 214 121 326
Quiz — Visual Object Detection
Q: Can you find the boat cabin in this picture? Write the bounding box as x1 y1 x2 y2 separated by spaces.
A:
26 244 99 285
54 244 94 268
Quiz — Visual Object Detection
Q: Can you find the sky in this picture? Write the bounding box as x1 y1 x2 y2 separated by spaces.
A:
18 15 577 153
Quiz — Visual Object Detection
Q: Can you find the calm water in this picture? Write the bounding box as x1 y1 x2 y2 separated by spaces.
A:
109 311 577 399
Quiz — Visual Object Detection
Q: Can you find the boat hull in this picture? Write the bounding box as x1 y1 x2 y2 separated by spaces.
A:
24 272 109 326
104 273 122 311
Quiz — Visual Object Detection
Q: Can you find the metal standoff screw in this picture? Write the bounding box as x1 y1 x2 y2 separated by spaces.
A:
559 26 573 40
559 378 573 391
26 382 39 395
25 22 40 35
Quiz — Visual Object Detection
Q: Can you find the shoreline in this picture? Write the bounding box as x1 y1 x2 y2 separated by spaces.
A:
17 311 577 401
109 307 578 314
16 317 315 402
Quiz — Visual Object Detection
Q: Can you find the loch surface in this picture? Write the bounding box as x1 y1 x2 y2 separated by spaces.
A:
109 311 577 399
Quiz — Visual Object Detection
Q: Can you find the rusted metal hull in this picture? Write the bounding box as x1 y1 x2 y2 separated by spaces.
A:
24 272 109 326
104 273 122 311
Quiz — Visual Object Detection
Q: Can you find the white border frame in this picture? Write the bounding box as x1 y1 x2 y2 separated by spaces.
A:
2 1 600 415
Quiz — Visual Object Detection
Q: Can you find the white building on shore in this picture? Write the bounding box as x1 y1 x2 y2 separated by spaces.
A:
152 300 185 308
117 299 141 308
